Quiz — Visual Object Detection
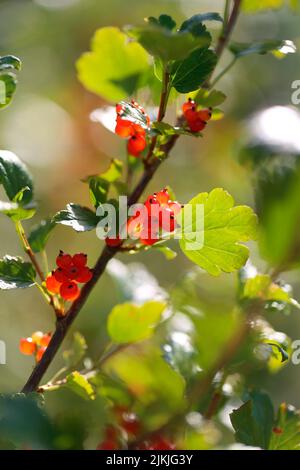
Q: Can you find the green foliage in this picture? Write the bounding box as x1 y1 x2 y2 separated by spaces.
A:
53 203 99 232
270 403 300 450
179 188 257 276
107 300 166 344
126 17 211 62
242 0 285 12
170 48 217 93
242 273 299 308
179 13 223 32
0 256 36 289
82 158 123 207
190 88 227 107
28 219 55 253
0 55 21 109
230 390 275 449
65 372 95 401
76 27 149 102
63 332 87 368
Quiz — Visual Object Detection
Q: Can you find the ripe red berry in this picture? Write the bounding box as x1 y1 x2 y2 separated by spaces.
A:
76 267 93 283
156 188 170 206
72 253 87 268
105 236 122 248
159 207 176 232
197 108 212 122
45 274 61 294
115 118 133 138
120 412 141 436
53 267 69 283
56 251 72 269
188 118 207 133
40 333 51 348
96 427 118 450
127 134 146 157
36 346 47 362
182 98 195 114
65 265 81 280
60 282 80 301
20 337 36 355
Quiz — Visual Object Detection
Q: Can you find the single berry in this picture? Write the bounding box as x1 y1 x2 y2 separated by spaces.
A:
105 236 122 248
40 333 51 348
144 195 160 216
76 267 93 283
20 337 36 355
36 346 47 362
60 281 80 301
115 118 133 138
56 251 73 269
156 188 171 206
53 267 69 283
127 134 146 157
182 98 195 114
120 412 141 436
31 331 44 346
45 274 61 294
197 108 212 121
72 253 87 268
188 119 207 133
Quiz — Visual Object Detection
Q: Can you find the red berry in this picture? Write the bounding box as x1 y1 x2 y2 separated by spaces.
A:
168 201 183 215
31 331 44 346
45 274 61 294
56 251 72 269
105 236 122 248
182 98 195 114
156 188 170 206
159 207 176 232
127 134 146 157
60 282 80 301
72 253 87 268
96 427 118 450
20 337 36 355
140 229 159 246
197 108 212 121
65 265 81 280
115 118 133 138
184 107 198 123
40 333 51 348
121 412 141 436
53 267 69 283
273 427 283 435
36 346 47 362
188 119 207 133
144 195 160 216
76 267 93 283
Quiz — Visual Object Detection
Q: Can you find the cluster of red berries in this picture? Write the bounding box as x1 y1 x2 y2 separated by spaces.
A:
20 331 51 362
182 98 212 133
97 406 175 450
105 188 182 247
115 100 150 157
128 188 182 246
45 251 93 301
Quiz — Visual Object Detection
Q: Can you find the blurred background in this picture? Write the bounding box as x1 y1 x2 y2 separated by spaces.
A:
0 0 300 446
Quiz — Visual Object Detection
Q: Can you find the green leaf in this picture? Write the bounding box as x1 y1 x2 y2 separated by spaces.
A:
179 13 223 34
179 188 258 276
242 0 285 12
0 55 21 72
191 88 227 107
76 27 149 102
148 14 177 31
28 219 56 253
0 255 36 289
0 201 35 222
53 203 99 232
270 403 300 450
83 159 123 207
0 151 33 204
65 372 95 401
170 48 217 93
0 73 17 109
63 332 87 368
152 121 201 137
126 22 211 62
229 39 296 58
242 273 299 307
107 300 166 344
230 390 275 449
